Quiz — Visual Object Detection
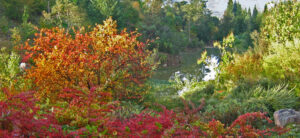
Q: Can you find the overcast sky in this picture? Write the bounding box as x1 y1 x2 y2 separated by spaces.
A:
174 0 276 17
207 0 276 17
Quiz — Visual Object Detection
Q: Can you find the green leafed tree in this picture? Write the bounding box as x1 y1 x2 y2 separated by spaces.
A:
91 0 119 18
261 0 300 44
0 0 47 22
41 0 88 29
219 0 234 37
182 0 206 42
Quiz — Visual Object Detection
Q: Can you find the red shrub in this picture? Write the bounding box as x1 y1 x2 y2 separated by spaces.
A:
104 105 287 137
0 89 64 137
0 89 289 137
227 112 288 137
54 86 116 127
105 106 175 137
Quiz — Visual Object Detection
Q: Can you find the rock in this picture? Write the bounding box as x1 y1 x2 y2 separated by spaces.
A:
20 62 26 70
274 109 300 127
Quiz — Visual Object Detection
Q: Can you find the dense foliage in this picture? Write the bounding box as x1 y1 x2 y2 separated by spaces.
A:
23 18 153 101
0 0 299 137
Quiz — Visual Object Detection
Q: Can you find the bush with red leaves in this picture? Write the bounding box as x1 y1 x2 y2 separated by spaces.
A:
0 89 289 137
105 106 176 137
54 87 116 127
0 90 64 137
104 100 288 137
226 112 289 137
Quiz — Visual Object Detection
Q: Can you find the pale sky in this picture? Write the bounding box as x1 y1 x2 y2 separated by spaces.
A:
207 0 276 17
174 0 277 17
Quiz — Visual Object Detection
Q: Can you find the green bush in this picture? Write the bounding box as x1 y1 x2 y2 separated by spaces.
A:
205 98 244 125
111 101 145 119
263 39 300 81
233 32 252 53
246 84 298 112
280 124 300 137
182 81 215 105
199 82 298 125
261 0 300 44
0 48 29 94
144 79 183 110
0 16 10 35
187 38 204 48
10 23 36 45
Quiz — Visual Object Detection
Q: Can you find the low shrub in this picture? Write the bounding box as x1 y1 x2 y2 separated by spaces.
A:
53 87 115 128
0 90 64 137
0 48 29 93
106 104 287 137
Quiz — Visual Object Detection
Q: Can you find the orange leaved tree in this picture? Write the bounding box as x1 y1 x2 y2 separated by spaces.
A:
23 18 153 102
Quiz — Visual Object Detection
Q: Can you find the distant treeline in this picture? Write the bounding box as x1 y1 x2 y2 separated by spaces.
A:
1 0 264 54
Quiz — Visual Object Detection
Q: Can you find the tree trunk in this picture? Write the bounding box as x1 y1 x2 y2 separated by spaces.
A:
188 19 191 42
48 0 50 13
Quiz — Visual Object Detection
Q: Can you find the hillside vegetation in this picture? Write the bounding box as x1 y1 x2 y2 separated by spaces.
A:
0 0 299 137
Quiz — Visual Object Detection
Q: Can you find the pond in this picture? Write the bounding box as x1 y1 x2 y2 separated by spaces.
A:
151 48 220 81
151 47 220 96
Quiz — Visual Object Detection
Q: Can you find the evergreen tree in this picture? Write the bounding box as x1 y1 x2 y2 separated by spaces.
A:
233 1 238 15
252 5 258 18
226 0 234 15
250 5 259 31
219 0 234 37
263 4 268 13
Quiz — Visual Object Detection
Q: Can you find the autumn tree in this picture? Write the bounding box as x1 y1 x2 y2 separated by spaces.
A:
23 18 153 102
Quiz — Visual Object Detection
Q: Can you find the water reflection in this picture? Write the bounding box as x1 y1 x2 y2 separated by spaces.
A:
202 55 219 81
169 55 219 96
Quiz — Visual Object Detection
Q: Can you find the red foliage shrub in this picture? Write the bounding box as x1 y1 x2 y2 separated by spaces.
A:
22 18 153 102
105 106 175 137
0 88 116 137
0 88 289 137
105 100 207 137
54 86 117 127
227 112 289 137
0 89 64 137
104 103 287 138
170 98 207 137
